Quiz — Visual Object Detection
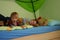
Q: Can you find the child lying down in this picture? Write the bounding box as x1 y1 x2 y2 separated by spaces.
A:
7 12 26 28
6 12 33 31
8 12 22 26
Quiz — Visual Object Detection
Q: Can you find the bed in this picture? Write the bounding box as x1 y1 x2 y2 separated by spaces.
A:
0 26 60 40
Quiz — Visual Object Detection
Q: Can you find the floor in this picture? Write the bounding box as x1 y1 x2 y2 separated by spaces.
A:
12 30 60 40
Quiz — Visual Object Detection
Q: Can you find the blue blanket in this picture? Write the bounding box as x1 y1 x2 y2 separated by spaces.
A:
0 26 60 40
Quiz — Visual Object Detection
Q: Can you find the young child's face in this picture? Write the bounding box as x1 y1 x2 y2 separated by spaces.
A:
30 19 37 25
11 14 18 22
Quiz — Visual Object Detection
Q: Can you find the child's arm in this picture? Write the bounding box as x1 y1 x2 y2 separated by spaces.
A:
7 26 12 31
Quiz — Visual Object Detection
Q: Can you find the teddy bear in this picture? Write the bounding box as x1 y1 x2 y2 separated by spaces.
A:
37 17 48 26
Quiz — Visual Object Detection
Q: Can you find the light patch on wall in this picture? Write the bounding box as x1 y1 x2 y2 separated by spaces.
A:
0 0 39 19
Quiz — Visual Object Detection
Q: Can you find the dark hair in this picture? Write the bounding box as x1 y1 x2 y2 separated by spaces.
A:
10 12 18 18
0 14 5 21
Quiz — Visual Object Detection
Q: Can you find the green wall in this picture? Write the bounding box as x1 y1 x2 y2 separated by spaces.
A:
0 0 39 19
39 0 60 20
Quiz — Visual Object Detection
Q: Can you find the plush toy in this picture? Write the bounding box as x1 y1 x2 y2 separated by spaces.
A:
18 18 24 25
37 17 48 26
18 18 26 28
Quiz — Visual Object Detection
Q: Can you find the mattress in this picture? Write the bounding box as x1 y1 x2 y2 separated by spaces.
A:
0 26 60 40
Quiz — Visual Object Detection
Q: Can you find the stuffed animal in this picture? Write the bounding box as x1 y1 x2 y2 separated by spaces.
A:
37 17 48 26
18 18 26 28
18 18 25 26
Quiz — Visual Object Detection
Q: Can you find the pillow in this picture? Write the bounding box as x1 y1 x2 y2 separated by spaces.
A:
12 26 23 30
0 26 33 30
12 25 33 30
24 25 33 28
0 26 23 30
0 27 8 30
48 19 60 26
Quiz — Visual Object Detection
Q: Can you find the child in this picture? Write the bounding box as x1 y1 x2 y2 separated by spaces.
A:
29 19 38 27
8 12 20 26
0 21 4 26
0 14 5 26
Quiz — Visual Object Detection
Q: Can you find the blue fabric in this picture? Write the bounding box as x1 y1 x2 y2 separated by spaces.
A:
0 26 60 40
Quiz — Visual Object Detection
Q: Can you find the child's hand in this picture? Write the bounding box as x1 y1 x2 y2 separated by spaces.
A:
21 25 26 29
7 27 12 31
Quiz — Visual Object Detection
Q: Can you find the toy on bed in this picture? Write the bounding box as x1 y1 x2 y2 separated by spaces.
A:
17 18 25 28
18 18 24 25
37 17 48 26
